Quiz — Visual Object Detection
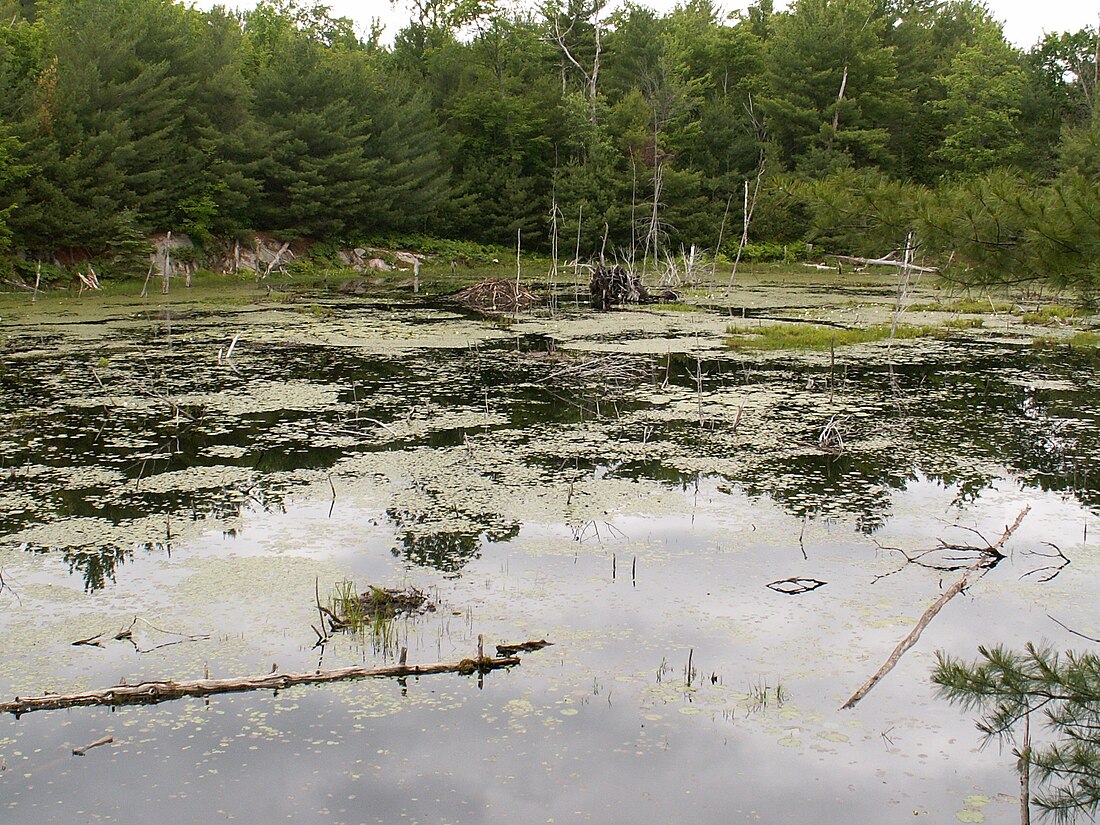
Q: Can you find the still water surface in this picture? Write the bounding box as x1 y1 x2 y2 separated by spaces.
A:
1 287 1097 823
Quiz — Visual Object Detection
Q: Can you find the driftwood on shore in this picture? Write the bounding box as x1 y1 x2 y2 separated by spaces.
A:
0 638 552 717
841 506 1030 710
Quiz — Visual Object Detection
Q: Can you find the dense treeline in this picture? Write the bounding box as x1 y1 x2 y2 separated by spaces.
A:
0 0 1096 290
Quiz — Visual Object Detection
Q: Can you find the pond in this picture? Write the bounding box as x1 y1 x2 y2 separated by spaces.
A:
1 279 1098 823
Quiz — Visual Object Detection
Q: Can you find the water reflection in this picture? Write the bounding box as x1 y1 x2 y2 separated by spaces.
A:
386 481 521 573
2 302 1099 589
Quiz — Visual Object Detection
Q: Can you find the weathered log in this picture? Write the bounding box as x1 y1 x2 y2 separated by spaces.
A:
0 641 550 716
496 640 553 656
829 254 938 274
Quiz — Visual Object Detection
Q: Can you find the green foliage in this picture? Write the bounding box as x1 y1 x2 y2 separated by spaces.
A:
0 0 1094 294
934 644 1100 822
797 168 921 256
762 0 902 173
726 322 932 350
933 27 1029 173
0 129 28 254
918 168 1035 286
729 240 808 263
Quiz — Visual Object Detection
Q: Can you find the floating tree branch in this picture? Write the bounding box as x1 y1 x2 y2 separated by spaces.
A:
0 638 551 717
842 506 1031 710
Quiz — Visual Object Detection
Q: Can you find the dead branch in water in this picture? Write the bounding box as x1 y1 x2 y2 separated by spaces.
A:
454 279 538 312
72 736 113 756
842 506 1031 710
72 616 209 653
829 254 938 274
0 639 551 716
496 640 553 656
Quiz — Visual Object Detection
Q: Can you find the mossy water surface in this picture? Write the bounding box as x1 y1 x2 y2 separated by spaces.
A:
1 278 1098 823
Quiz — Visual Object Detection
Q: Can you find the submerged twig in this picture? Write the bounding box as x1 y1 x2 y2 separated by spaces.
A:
1020 542 1070 583
1047 614 1100 644
72 617 209 653
72 736 113 756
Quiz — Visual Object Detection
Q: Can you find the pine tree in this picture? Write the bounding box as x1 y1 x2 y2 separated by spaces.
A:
933 25 1029 173
934 644 1100 822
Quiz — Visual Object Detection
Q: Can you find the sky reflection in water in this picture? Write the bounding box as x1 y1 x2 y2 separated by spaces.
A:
1 293 1098 822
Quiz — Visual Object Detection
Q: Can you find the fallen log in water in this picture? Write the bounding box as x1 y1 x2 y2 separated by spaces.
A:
0 639 551 716
841 506 1030 710
828 254 938 274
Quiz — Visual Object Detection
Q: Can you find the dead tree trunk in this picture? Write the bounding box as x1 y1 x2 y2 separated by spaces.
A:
0 640 552 716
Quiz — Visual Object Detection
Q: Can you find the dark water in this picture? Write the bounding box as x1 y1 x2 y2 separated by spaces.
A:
1 290 1098 823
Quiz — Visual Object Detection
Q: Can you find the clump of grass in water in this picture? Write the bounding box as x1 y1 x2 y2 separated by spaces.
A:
725 322 931 351
1019 304 1080 325
646 302 703 313
328 581 433 654
747 678 786 712
942 317 984 329
1032 330 1100 350
909 297 1011 314
329 578 366 628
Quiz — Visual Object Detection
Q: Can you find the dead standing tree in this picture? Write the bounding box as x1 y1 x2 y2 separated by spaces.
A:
638 59 693 277
544 0 604 124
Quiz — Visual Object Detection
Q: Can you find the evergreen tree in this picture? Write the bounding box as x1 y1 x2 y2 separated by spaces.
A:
763 0 902 175
244 6 378 238
934 644 1100 822
933 25 1029 174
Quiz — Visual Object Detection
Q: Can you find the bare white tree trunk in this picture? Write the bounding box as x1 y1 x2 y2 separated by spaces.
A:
161 231 171 295
831 63 849 136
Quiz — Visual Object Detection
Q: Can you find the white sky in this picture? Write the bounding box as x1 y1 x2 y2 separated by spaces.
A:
198 0 1098 49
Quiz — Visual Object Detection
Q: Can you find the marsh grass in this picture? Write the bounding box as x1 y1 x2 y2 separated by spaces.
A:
1019 304 1079 325
329 580 433 634
1032 330 1100 350
909 298 1011 314
327 580 431 656
644 302 704 313
747 678 786 712
942 317 984 329
725 322 932 351
329 578 366 629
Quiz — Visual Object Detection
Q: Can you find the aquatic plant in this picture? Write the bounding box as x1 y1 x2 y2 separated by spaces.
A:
1019 304 1081 325
909 298 1011 314
1032 331 1100 350
943 317 985 329
725 322 932 350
